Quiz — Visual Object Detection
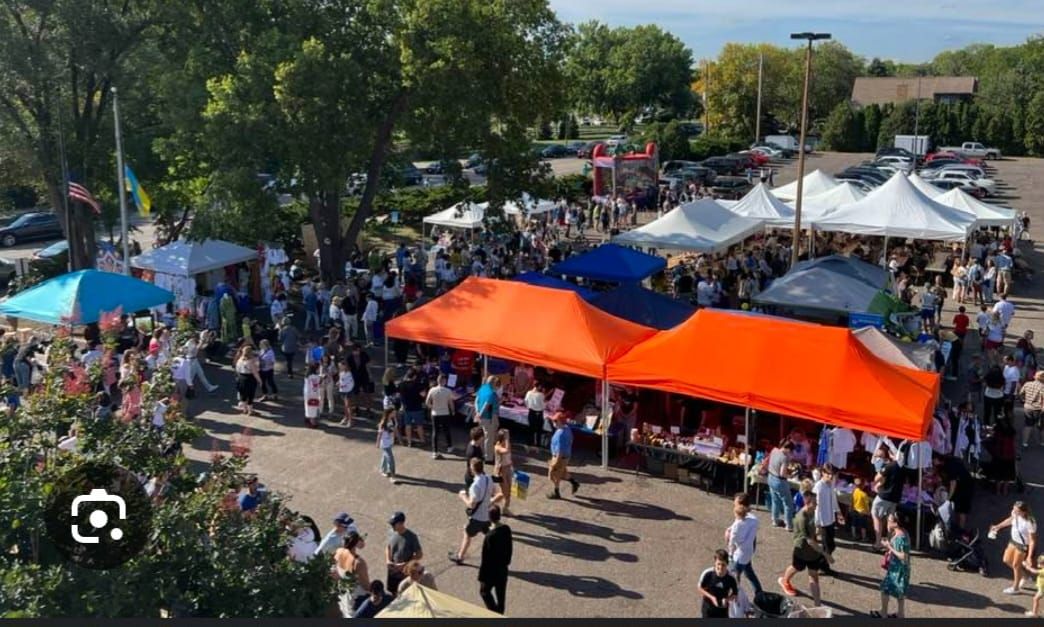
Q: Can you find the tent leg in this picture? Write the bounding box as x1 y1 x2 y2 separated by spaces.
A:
882 235 889 269
743 407 751 493
916 456 923 551
601 377 610 470
384 335 389 368
482 355 488 380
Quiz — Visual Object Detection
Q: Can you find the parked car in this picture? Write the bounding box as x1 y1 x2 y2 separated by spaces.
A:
540 144 573 159
929 164 988 180
0 257 16 286
424 161 448 174
878 146 918 161
605 134 628 147
838 167 889 185
756 142 796 158
464 153 483 169
699 156 744 176
748 145 782 159
875 155 914 173
733 151 770 167
938 141 1002 160
928 170 996 195
0 212 63 247
662 166 716 188
33 239 69 260
929 178 987 198
661 160 704 175
926 151 986 168
835 178 876 193
677 122 704 137
566 141 585 153
577 140 604 158
709 176 753 199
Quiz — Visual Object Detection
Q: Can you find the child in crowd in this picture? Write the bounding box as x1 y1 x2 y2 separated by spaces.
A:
377 408 399 484
793 478 814 511
1022 555 1044 617
850 477 871 542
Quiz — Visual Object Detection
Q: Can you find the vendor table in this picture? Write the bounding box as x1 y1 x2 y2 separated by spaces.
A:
629 443 745 495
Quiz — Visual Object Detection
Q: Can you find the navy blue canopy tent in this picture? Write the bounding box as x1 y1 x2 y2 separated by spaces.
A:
513 272 595 300
591 282 694 330
549 243 666 284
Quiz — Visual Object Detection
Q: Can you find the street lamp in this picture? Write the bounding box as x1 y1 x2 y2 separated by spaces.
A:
789 32 831 268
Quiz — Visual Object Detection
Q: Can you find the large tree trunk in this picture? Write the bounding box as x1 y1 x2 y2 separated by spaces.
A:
309 189 346 284
342 90 409 251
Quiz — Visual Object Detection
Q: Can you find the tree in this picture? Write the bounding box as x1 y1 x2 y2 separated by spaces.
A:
565 21 694 123
806 42 865 126
862 104 884 151
820 102 862 152
640 121 691 161
1023 91 1044 155
866 57 894 77
0 1 171 269
701 43 797 141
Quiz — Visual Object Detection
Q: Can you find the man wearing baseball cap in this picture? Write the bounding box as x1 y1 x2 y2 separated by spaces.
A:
315 512 358 556
386 511 422 595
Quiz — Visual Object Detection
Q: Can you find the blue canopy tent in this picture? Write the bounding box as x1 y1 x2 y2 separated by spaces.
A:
549 243 666 284
591 283 695 330
512 272 596 300
0 270 174 325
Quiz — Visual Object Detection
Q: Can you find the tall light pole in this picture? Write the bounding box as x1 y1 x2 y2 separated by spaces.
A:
755 52 764 144
112 87 131 274
789 32 831 269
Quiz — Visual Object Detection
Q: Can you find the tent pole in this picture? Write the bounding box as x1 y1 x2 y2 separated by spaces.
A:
882 235 889 269
916 453 923 551
482 355 488 380
743 407 751 493
601 376 610 470
384 335 389 368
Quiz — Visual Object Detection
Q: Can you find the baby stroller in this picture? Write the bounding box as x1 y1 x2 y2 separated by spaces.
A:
931 501 988 576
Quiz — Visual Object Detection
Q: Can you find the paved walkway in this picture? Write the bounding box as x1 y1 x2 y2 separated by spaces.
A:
183 153 1044 617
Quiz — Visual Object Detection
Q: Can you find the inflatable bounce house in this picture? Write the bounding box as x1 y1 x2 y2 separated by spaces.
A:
591 142 659 210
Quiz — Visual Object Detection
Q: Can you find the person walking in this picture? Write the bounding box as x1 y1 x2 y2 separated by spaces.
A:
234 346 262 416
278 319 299 378
337 359 355 427
426 374 455 459
475 376 501 462
524 381 546 448
778 491 831 606
257 339 278 401
813 463 844 570
766 440 796 530
362 293 379 347
304 286 321 332
700 549 739 618
871 512 911 618
1022 555 1044 617
493 429 514 515
385 511 422 596
1020 371 1044 448
726 492 762 596
183 335 218 393
478 504 513 614
464 426 486 489
400 368 427 447
990 501 1038 595
449 458 495 565
377 408 399 484
547 412 580 499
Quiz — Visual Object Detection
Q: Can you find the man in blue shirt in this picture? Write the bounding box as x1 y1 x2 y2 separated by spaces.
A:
547 412 580 499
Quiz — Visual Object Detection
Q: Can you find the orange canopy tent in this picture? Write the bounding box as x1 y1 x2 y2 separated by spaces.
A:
384 277 656 380
606 309 940 441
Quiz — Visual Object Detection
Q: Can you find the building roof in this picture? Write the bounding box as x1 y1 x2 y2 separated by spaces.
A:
851 76 977 106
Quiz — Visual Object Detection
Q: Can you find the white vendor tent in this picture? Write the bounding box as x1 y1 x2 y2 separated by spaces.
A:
422 201 488 230
725 182 796 226
504 192 555 216
613 198 763 253
771 169 838 201
935 188 1017 229
130 239 257 276
792 182 866 220
811 172 975 241
907 172 945 198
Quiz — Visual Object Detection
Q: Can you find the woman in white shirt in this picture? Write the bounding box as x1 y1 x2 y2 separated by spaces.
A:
257 339 278 401
990 501 1038 595
234 346 263 415
329 296 344 329
524 382 546 447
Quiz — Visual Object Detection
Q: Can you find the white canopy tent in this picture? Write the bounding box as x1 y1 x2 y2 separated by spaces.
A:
791 182 866 220
130 239 257 276
771 169 839 201
422 202 488 230
724 182 796 227
811 172 975 242
613 199 763 253
935 188 1017 229
907 172 946 198
504 192 555 216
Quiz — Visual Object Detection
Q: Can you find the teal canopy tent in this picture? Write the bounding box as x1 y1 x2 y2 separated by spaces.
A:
0 270 174 324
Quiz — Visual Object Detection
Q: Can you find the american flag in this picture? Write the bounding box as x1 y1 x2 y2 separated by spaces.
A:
68 181 101 214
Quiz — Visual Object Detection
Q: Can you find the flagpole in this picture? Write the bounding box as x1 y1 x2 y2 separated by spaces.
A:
112 86 130 275
56 102 73 272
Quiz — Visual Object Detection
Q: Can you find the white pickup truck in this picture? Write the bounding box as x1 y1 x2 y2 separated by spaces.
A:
939 141 1002 160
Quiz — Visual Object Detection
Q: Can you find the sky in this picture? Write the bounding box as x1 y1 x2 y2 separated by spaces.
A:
549 0 1044 63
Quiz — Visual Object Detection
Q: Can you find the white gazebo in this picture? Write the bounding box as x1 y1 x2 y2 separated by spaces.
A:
792 182 867 220
422 201 488 231
771 169 839 201
724 182 796 227
504 192 555 216
811 171 975 242
907 172 946 198
935 188 1017 229
613 199 763 253
130 239 257 276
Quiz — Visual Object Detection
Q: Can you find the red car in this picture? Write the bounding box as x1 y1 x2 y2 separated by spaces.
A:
738 150 771 167
926 151 985 168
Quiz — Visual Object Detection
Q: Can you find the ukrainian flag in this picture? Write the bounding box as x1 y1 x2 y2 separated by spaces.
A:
124 165 152 216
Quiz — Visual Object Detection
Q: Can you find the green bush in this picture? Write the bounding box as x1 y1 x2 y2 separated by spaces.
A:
688 135 747 160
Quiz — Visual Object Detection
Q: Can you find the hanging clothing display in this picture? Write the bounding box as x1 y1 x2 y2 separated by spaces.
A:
259 244 288 304
954 415 982 461
816 428 831 467
828 428 857 469
903 440 933 470
219 293 238 343
151 272 197 312
928 416 952 455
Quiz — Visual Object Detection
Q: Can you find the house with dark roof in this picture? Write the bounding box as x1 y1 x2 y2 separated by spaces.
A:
851 76 977 107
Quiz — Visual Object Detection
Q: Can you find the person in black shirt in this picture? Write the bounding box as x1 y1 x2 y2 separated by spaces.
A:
699 549 738 618
352 580 391 618
937 456 974 530
872 446 903 546
400 368 427 447
464 426 485 489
